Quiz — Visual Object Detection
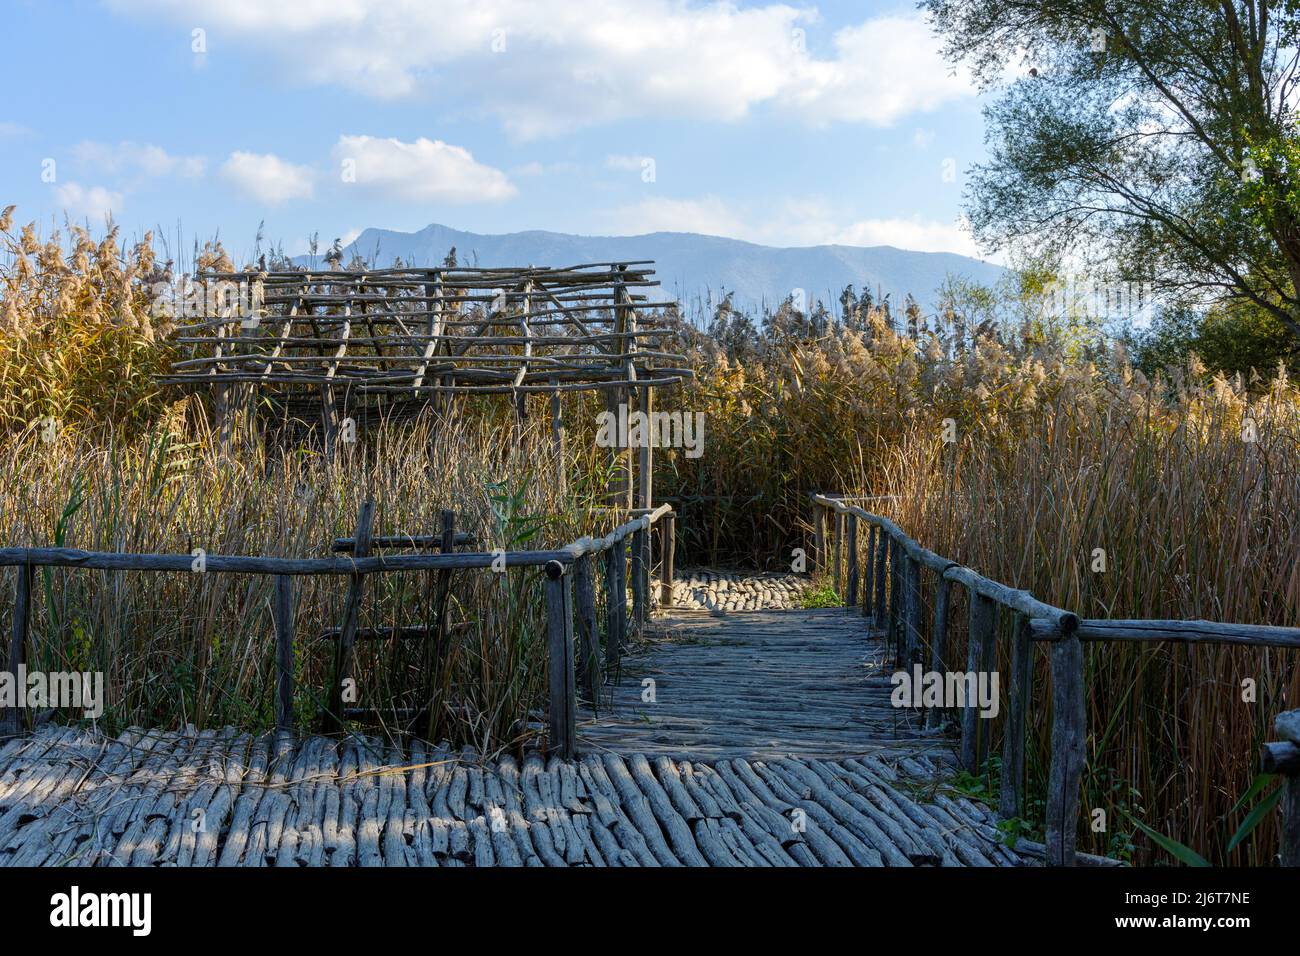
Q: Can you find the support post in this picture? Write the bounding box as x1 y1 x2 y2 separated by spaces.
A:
423 509 456 741
960 590 996 771
832 510 843 597
1045 632 1086 866
574 552 600 701
862 524 876 617
659 512 676 607
273 574 295 733
549 380 566 495
1265 711 1300 866
2 564 31 736
873 529 887 627
887 538 902 665
324 500 374 733
605 543 627 671
845 515 858 607
905 554 923 667
924 575 952 730
543 560 577 759
630 526 647 633
999 613 1034 819
813 503 825 575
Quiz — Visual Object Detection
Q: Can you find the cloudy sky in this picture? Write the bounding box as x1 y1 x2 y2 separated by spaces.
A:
3 0 994 261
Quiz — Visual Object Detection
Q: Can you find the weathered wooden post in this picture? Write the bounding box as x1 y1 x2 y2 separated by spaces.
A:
845 515 858 607
574 551 601 700
905 554 923 667
273 574 295 733
324 500 374 733
887 538 903 664
999 614 1034 819
605 542 628 670
831 509 843 596
549 379 566 495
2 563 32 736
861 524 876 617
924 572 953 729
961 591 997 771
813 501 825 575
1262 710 1300 865
659 512 676 607
1045 631 1086 866
873 529 888 627
543 559 577 759
630 525 646 632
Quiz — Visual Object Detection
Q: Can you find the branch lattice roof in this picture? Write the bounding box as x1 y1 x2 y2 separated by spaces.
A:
160 262 690 398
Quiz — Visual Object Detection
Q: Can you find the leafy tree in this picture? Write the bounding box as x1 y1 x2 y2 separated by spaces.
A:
924 0 1300 339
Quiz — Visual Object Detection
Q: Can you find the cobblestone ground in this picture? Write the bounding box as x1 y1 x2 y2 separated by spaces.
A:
667 569 809 611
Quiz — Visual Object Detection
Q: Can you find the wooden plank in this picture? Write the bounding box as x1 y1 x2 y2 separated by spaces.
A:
1045 633 1086 866
273 574 295 732
544 561 577 759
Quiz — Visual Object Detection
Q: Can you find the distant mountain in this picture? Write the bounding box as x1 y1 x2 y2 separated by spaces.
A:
300 223 1004 316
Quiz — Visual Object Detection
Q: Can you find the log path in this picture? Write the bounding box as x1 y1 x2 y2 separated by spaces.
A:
0 588 1039 867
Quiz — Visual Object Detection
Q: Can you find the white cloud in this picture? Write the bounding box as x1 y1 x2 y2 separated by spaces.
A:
606 154 652 172
219 151 315 205
73 140 206 179
0 121 33 140
107 2 975 137
332 135 515 203
52 183 123 220
607 195 995 260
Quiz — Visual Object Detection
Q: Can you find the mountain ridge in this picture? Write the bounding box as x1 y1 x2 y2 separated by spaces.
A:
304 222 1004 315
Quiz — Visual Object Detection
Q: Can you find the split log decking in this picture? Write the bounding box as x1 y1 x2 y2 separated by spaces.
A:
579 607 943 761
0 725 1031 867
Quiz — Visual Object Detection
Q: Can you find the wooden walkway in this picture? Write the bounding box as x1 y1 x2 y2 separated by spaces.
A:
0 725 1027 866
0 603 1047 866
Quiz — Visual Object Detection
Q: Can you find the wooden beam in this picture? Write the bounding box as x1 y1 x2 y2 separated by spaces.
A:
543 560 577 759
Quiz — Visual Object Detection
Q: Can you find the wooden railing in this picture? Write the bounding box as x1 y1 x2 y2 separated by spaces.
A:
1262 709 1300 866
811 492 1300 866
0 503 678 762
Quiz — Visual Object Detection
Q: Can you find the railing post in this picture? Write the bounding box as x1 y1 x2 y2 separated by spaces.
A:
861 524 876 617
543 560 577 759
845 515 858 607
1263 711 1300 866
2 563 32 736
904 553 922 667
1046 631 1086 866
873 529 887 627
961 591 996 771
273 574 295 733
605 542 627 671
887 538 902 665
659 513 676 607
924 573 952 729
832 509 843 597
574 552 600 701
324 500 374 733
998 613 1034 819
423 509 457 740
630 526 646 632
813 501 825 575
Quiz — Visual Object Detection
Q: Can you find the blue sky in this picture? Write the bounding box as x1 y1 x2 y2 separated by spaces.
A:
1 0 994 263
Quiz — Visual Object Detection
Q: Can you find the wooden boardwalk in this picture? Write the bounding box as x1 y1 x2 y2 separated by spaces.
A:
580 607 944 761
0 725 1027 867
0 601 1047 866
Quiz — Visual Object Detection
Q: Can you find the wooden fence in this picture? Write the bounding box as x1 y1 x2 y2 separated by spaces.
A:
810 492 1300 867
0 503 677 761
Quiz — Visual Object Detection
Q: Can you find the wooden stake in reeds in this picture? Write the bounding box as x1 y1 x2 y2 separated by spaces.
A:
324 500 374 733
2 563 31 736
273 574 295 732
543 560 577 759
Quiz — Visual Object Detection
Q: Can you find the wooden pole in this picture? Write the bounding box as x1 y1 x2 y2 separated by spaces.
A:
605 543 627 671
924 575 952 730
999 613 1034 820
813 503 825 575
630 527 646 633
273 574 295 732
574 552 600 701
832 510 843 597
861 524 876 617
887 538 902 665
2 564 31 736
543 560 577 759
549 379 566 495
324 500 374 732
873 529 887 627
961 590 996 772
905 554 923 667
659 512 676 607
1046 632 1086 866
424 509 456 741
845 515 858 607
